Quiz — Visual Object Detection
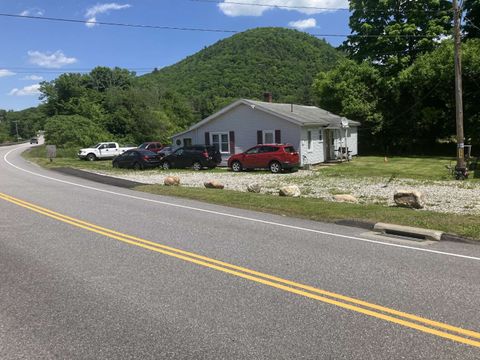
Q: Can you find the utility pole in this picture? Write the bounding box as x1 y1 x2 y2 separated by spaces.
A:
453 0 466 172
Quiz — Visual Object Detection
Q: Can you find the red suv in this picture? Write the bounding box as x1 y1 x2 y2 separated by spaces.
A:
228 144 300 173
138 142 164 153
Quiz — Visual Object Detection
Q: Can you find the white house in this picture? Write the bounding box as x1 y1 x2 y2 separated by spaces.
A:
172 98 360 166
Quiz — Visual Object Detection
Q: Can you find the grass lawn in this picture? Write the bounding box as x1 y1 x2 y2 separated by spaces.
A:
23 146 480 240
318 156 475 181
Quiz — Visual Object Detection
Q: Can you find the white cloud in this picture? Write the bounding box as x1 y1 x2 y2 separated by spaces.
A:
85 3 131 27
20 8 44 16
0 69 16 78
218 0 348 17
8 84 41 96
21 75 44 81
288 18 317 30
28 50 77 68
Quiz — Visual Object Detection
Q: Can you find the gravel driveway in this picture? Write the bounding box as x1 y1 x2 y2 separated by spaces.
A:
89 168 480 215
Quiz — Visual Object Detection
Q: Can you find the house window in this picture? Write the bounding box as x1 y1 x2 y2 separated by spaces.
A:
263 130 274 144
307 130 312 151
319 129 323 142
211 132 229 153
183 138 192 146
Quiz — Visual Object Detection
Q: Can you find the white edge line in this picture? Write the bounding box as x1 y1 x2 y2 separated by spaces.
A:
4 145 480 262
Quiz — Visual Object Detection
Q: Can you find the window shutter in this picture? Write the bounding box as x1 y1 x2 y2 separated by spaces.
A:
275 130 281 144
257 130 263 144
229 131 235 154
204 132 210 145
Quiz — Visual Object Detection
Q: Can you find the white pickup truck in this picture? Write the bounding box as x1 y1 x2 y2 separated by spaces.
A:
78 142 136 161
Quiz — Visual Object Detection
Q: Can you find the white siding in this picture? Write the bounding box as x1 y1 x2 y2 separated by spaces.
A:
347 127 358 156
300 127 325 165
172 102 359 165
173 103 302 164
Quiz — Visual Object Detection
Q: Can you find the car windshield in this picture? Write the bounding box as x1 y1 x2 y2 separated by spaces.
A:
138 143 148 149
92 143 101 148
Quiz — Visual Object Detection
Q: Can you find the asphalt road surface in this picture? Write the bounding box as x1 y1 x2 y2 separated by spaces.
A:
1 141 480 359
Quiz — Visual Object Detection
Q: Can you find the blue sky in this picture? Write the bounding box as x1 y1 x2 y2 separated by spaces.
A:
0 0 350 110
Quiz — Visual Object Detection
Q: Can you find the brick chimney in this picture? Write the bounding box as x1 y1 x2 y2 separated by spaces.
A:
263 92 273 103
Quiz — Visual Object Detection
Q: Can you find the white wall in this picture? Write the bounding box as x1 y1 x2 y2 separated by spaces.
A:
300 127 325 165
173 103 303 164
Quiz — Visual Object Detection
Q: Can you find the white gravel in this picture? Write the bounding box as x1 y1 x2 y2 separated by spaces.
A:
90 168 480 215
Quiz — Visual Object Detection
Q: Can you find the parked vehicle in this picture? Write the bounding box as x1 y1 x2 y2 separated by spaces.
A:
138 142 164 153
30 138 38 144
160 145 222 170
228 144 300 173
112 149 161 170
78 142 136 161
157 146 175 158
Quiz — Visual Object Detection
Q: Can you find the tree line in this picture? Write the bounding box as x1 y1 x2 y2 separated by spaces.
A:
314 0 480 155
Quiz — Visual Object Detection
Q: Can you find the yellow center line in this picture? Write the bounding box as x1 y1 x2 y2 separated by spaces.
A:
1 192 479 348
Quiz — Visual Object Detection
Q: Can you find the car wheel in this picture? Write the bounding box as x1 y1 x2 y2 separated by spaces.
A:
86 153 96 161
192 161 202 171
269 161 281 174
133 162 142 171
162 161 171 170
231 161 242 172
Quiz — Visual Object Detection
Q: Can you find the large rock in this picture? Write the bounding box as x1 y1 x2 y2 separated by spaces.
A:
247 183 261 193
164 176 180 186
394 190 425 209
334 194 358 203
204 180 224 189
279 185 301 197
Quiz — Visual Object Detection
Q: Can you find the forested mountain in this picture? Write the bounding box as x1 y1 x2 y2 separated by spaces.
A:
138 27 343 119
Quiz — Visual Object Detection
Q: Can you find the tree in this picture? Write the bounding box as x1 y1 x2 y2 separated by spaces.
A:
313 60 385 152
44 115 110 148
397 39 480 148
88 66 135 92
344 0 452 74
465 0 480 38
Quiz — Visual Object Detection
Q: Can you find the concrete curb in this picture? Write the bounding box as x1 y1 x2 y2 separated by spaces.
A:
51 168 145 189
337 220 476 244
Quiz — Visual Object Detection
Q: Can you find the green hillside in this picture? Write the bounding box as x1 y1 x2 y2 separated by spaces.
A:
139 27 343 118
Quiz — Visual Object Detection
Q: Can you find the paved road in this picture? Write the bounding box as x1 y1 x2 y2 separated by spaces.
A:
1 142 480 359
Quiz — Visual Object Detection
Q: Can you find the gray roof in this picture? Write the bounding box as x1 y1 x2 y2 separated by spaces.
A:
173 99 360 137
245 99 361 127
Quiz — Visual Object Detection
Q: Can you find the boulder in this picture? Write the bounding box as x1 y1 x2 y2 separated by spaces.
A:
247 183 261 193
164 176 180 186
279 185 301 197
334 194 358 203
204 180 224 189
394 190 425 209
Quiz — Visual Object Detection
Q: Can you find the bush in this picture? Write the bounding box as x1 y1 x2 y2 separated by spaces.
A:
44 115 110 148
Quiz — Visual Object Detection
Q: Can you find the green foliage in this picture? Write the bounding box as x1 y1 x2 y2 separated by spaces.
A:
465 0 480 38
344 0 452 74
397 39 480 147
44 115 110 148
313 60 385 149
138 27 343 118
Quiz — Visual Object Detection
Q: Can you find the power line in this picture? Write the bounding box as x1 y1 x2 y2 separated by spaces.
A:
465 16 480 32
190 0 350 11
0 13 440 39
190 0 450 14
0 13 238 33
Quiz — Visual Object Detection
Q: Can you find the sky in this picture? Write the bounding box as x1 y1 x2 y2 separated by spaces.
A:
0 0 351 110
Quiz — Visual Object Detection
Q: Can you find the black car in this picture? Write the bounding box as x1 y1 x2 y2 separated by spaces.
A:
112 149 161 170
160 145 222 170
30 138 38 144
